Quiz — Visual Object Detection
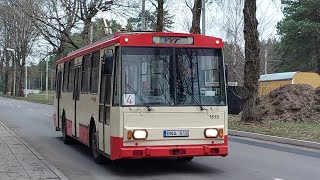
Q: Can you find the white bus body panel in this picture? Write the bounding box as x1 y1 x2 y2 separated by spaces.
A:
119 106 227 146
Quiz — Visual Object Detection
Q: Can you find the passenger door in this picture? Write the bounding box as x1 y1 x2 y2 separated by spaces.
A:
98 50 114 155
73 66 81 137
56 69 63 130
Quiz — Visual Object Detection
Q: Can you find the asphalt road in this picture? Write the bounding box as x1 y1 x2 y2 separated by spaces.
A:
0 96 319 180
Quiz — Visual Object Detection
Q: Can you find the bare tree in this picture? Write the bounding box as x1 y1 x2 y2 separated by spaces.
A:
77 0 106 45
0 0 40 96
147 0 174 32
15 0 39 96
187 0 202 34
217 0 245 85
71 0 140 45
14 0 80 57
0 2 17 95
155 0 164 31
241 0 261 122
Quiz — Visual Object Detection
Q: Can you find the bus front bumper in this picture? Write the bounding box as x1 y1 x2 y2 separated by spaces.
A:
111 135 228 160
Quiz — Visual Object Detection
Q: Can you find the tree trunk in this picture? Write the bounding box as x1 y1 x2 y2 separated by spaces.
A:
11 58 15 96
241 0 261 122
190 0 202 34
156 0 164 32
0 55 3 80
82 19 92 45
4 66 9 95
18 57 26 97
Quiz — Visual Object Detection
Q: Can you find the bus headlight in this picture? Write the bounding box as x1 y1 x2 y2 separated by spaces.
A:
204 128 218 138
133 130 148 140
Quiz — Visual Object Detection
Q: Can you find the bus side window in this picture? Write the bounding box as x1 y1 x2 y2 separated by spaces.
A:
90 52 100 93
104 54 113 75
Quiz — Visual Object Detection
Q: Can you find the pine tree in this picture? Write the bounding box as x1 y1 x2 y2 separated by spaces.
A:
276 0 320 73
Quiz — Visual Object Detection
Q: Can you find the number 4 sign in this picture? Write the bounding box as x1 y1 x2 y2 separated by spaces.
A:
123 94 136 105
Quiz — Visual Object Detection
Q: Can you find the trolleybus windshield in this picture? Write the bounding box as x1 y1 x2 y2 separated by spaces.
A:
121 47 226 107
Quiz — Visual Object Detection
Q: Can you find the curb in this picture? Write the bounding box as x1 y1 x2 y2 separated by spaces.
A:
0 122 69 180
229 129 320 150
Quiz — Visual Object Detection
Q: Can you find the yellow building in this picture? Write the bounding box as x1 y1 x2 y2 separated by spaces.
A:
259 72 320 96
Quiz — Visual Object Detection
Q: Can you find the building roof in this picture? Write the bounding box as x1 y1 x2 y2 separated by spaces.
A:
259 72 297 82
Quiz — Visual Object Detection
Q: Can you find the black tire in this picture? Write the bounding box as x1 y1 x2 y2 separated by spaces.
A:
62 116 72 144
91 124 105 164
177 156 194 162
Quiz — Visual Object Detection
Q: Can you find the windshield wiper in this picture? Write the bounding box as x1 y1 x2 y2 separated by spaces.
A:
125 83 153 111
188 93 206 111
182 84 206 111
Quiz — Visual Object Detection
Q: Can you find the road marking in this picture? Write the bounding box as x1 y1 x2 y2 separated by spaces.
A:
28 109 34 112
273 178 284 180
17 106 21 108
44 114 51 117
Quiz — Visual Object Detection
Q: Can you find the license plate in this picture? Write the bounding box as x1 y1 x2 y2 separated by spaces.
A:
163 130 189 137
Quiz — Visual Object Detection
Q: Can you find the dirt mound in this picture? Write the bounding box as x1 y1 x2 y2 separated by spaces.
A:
257 84 320 122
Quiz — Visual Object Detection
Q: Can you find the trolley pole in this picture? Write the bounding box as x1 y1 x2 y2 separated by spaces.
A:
141 0 146 31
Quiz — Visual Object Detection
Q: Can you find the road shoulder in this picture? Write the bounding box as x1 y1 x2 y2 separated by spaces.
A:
0 121 68 180
229 129 320 150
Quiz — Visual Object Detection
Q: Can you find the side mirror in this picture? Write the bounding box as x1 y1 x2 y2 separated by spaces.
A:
104 54 113 74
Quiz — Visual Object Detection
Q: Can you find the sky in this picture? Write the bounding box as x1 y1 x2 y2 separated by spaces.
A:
97 0 284 41
167 0 284 40
30 0 285 64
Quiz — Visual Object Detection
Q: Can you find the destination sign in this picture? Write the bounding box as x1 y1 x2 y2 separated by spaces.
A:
152 36 194 45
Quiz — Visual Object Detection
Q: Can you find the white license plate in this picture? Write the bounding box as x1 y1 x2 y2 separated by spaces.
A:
163 130 189 137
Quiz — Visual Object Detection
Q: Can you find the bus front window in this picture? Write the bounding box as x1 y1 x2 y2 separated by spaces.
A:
176 48 226 106
121 47 226 106
122 47 174 106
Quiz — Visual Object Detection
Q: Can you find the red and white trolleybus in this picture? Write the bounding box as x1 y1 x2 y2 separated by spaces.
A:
53 32 228 163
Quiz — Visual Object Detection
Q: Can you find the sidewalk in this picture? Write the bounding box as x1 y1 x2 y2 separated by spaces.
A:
0 122 68 180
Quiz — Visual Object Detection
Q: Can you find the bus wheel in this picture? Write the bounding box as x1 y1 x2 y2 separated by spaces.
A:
177 157 194 162
91 125 105 164
62 116 72 144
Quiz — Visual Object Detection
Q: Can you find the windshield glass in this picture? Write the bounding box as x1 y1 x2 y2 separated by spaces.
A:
121 47 226 106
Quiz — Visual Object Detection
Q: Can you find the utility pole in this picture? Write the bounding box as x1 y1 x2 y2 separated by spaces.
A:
13 56 16 96
201 0 205 35
90 25 93 43
264 48 268 74
40 72 42 91
141 0 146 31
46 56 49 100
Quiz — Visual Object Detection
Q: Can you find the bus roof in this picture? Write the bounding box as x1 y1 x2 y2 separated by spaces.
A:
55 32 224 65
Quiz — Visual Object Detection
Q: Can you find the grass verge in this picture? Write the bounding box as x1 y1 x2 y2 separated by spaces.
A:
0 93 53 105
229 115 320 143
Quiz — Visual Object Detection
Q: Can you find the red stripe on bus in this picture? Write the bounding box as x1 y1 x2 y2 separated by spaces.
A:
110 135 228 160
66 120 73 137
119 33 224 48
55 37 120 65
79 124 90 146
55 32 224 65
